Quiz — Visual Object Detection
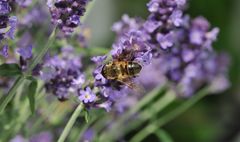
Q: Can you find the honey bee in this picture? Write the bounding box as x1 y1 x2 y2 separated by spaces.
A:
101 61 143 92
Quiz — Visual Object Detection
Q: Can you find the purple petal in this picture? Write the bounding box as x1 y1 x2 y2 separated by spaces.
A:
1 45 8 58
17 45 33 60
6 16 17 39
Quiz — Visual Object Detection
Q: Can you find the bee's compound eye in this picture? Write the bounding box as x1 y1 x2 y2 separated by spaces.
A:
132 62 142 74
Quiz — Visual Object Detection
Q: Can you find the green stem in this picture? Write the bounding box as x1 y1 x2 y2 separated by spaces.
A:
154 129 173 142
27 27 57 73
130 87 209 142
141 90 176 119
0 27 57 113
0 76 25 113
13 86 47 136
57 103 84 142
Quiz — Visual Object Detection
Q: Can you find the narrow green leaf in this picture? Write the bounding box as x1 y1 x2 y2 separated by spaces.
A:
27 79 38 114
84 110 89 123
154 129 174 142
0 76 25 114
0 64 22 77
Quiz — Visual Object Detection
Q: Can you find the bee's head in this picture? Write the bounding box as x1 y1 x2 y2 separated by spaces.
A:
132 62 142 74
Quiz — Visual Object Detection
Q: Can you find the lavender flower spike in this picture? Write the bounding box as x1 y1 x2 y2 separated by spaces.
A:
48 0 90 35
1 45 8 58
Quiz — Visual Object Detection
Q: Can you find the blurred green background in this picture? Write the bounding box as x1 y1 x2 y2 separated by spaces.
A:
85 0 240 141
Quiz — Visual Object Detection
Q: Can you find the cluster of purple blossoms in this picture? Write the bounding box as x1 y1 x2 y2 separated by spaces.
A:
36 0 229 113
91 0 230 98
40 46 85 101
151 16 230 96
141 0 230 96
0 0 17 58
39 41 149 112
144 0 186 51
89 28 153 112
20 2 50 27
48 0 90 35
39 46 113 112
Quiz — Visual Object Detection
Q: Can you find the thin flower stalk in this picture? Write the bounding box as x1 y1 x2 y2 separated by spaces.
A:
57 102 84 142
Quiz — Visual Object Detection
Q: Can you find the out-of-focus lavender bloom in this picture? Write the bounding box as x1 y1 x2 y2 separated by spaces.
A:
177 53 230 97
114 94 138 113
88 87 139 123
79 87 96 103
137 0 230 96
95 100 112 112
81 129 95 142
156 32 174 50
15 0 32 8
112 14 144 36
10 132 53 142
17 32 32 48
0 1 17 57
40 46 85 101
111 31 152 65
17 45 33 60
29 131 53 142
138 58 167 90
144 0 186 50
9 135 27 142
48 0 90 35
20 3 50 27
189 17 219 49
0 1 11 15
0 45 8 57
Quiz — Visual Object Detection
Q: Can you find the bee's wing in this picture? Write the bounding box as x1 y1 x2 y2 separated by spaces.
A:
118 78 145 94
